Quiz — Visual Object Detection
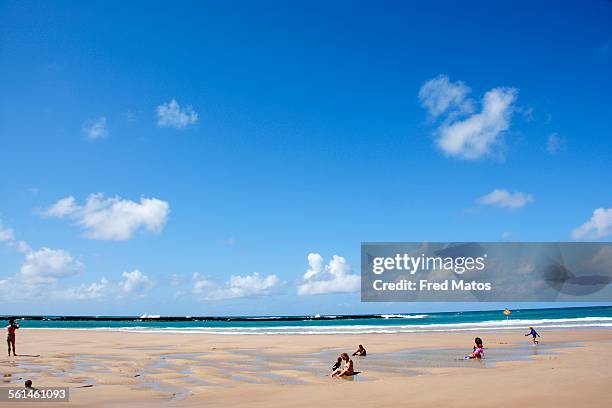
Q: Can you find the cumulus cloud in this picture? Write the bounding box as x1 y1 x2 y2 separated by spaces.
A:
419 75 518 159
192 272 279 300
156 99 198 129
303 253 325 280
82 117 109 140
121 269 153 295
437 88 517 159
20 247 83 283
572 208 612 240
45 196 79 217
42 193 170 240
478 189 534 209
1 220 81 284
298 253 360 295
0 223 29 253
45 273 152 301
0 220 84 300
191 273 212 295
546 132 566 155
419 75 473 118
0 225 15 241
54 278 110 300
0 221 152 301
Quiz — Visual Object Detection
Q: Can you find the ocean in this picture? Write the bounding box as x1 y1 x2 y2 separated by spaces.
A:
4 306 612 335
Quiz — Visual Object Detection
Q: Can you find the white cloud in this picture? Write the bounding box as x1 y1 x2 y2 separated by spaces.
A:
0 224 15 242
478 189 534 209
43 193 170 240
192 279 212 294
54 278 110 300
419 75 518 160
298 253 360 295
546 132 566 155
419 75 472 118
193 272 279 300
191 272 212 294
0 221 153 301
121 269 153 295
156 99 198 129
0 222 28 252
19 247 83 283
303 253 324 280
82 117 109 140
45 196 79 217
437 88 517 159
571 208 612 240
0 220 84 300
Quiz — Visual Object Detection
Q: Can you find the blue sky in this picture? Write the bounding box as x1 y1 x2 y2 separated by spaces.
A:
1 0 611 315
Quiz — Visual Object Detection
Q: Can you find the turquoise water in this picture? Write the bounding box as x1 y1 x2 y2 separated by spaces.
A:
4 306 612 334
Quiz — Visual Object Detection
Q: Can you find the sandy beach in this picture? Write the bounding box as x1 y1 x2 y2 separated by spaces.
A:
2 328 611 407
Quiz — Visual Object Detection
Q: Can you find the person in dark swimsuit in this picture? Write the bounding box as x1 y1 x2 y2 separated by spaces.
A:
525 327 540 344
352 344 366 356
7 319 19 356
331 356 342 371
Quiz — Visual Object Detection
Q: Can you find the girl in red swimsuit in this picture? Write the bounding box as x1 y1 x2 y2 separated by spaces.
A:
7 319 19 356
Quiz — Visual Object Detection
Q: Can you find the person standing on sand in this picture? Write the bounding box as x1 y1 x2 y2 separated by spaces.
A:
7 318 19 356
525 327 540 344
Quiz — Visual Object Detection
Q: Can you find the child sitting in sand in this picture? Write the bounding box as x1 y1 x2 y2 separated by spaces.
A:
525 327 540 344
466 337 484 359
331 353 355 377
7 319 19 356
331 356 342 371
352 344 367 356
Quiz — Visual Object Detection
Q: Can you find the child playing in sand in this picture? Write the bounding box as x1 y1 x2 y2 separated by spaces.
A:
466 337 484 359
525 327 540 344
352 344 367 356
331 353 354 377
331 356 342 371
7 319 19 356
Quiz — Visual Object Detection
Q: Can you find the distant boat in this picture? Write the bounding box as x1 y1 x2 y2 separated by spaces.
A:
140 314 161 319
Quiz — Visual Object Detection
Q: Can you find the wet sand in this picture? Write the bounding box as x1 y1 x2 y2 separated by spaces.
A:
2 328 612 407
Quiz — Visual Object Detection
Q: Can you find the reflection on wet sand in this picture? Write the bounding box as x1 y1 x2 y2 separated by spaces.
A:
0 341 573 401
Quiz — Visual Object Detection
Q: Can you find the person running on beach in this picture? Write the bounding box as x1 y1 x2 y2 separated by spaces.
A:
331 356 342 371
331 353 354 377
525 327 540 344
352 344 367 357
7 318 19 356
466 337 484 359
